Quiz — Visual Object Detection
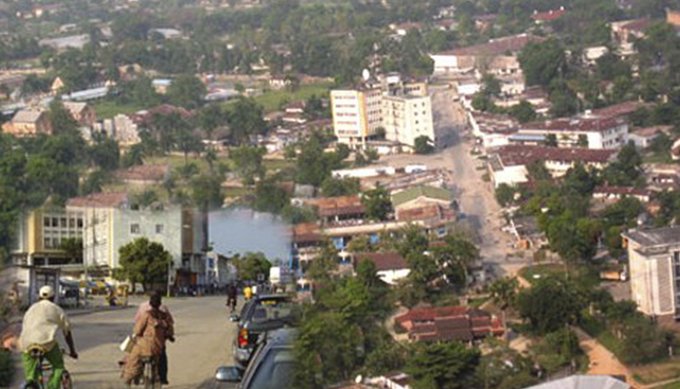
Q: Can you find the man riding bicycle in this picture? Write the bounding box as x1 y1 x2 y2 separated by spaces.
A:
19 285 78 389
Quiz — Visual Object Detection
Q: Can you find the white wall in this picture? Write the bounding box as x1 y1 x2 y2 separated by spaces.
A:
431 54 459 74
378 269 411 285
491 165 528 188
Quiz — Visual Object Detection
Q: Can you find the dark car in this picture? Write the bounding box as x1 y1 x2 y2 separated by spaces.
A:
214 328 297 389
230 294 298 367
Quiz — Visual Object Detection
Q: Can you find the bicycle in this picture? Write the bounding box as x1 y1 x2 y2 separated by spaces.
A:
22 346 73 389
140 356 161 389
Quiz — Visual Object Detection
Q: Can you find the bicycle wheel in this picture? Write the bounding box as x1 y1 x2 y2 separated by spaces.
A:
143 361 153 389
61 371 73 389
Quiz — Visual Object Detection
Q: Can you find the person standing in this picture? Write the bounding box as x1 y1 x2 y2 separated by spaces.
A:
133 291 174 385
19 285 78 389
226 284 237 313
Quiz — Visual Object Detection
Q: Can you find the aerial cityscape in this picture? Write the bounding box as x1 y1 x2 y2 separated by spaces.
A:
1 0 680 388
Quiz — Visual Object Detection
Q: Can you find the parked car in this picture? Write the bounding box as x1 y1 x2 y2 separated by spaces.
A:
230 294 298 367
214 328 297 389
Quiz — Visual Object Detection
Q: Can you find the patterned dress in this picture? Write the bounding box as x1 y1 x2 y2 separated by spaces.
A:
121 309 173 383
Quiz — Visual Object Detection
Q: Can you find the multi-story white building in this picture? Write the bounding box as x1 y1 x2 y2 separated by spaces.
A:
518 115 629 149
488 145 616 188
66 192 207 287
330 88 383 149
622 227 680 326
382 93 435 148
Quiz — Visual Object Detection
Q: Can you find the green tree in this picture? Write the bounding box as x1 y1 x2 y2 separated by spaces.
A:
166 74 206 109
495 183 515 206
232 252 272 281
117 238 173 292
519 39 567 87
230 146 266 185
509 100 537 123
48 100 79 134
253 179 290 213
414 135 435 154
545 134 558 147
191 174 223 209
321 177 360 197
227 97 267 145
59 237 83 265
198 104 228 141
517 276 586 334
296 133 344 187
88 135 120 171
489 277 518 311
602 142 643 186
361 186 391 221
406 341 480 389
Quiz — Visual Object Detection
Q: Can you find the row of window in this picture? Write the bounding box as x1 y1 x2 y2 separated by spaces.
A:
43 217 84 229
130 223 164 234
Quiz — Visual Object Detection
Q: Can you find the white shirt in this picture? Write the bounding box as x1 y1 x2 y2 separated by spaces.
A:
19 299 71 352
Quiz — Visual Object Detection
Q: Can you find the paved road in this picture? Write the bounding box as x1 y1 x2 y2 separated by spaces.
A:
381 94 529 278
53 295 236 389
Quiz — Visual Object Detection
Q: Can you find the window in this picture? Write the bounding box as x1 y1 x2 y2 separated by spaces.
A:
44 237 52 249
60 218 67 228
130 224 140 234
77 218 83 228
69 218 75 228
44 217 50 227
52 217 59 227
156 224 164 234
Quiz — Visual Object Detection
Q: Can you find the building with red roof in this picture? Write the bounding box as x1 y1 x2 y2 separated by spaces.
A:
531 7 566 23
395 305 504 342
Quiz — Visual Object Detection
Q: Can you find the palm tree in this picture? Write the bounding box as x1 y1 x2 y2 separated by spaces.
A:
489 277 519 328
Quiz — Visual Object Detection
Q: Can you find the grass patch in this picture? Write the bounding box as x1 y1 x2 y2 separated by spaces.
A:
644 151 673 164
661 380 680 389
467 296 489 308
518 263 566 284
94 100 145 119
249 82 332 113
223 186 252 198
264 158 295 171
632 358 680 385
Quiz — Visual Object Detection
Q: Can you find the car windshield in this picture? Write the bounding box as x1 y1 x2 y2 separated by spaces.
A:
251 301 295 323
246 348 294 389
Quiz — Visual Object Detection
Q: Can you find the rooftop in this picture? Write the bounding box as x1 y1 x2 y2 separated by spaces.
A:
391 185 452 208
526 375 629 389
623 226 680 247
395 305 504 342
589 100 648 118
593 186 651 197
522 116 626 133
531 7 567 22
66 192 128 208
115 164 170 182
292 223 323 243
437 34 544 57
631 125 672 137
11 109 45 123
311 196 365 217
356 252 408 271
617 18 652 33
494 145 616 167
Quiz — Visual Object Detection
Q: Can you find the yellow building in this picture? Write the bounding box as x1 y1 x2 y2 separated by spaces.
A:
12 207 85 268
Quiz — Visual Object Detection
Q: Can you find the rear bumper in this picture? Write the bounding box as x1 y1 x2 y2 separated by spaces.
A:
233 347 252 366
